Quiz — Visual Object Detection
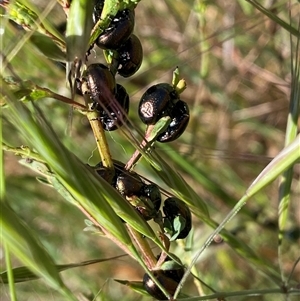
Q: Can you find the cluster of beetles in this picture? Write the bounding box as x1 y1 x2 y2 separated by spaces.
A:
75 1 192 299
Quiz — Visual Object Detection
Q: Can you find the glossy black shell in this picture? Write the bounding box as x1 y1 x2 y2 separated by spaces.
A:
116 173 144 196
84 63 116 108
93 84 129 131
157 100 190 143
138 83 178 125
161 262 185 284
95 9 135 50
117 34 143 77
163 197 192 239
95 161 160 221
141 184 161 212
95 160 137 187
143 271 180 300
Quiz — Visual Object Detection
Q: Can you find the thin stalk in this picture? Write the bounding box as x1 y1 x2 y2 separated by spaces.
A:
180 288 300 300
74 202 137 261
45 91 86 109
125 115 171 171
2 143 45 163
278 15 300 283
125 124 156 170
87 111 114 181
126 225 157 269
0 110 5 201
4 243 17 301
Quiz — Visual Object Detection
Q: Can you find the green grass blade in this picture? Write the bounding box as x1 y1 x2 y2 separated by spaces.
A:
246 0 300 38
29 32 66 62
3 81 165 253
65 0 94 62
1 87 17 300
18 0 65 43
174 137 300 297
3 0 65 50
4 244 17 301
142 142 285 283
0 93 4 200
146 150 210 218
0 255 128 283
1 202 77 300
246 135 300 198
3 83 133 244
278 22 300 281
158 143 241 211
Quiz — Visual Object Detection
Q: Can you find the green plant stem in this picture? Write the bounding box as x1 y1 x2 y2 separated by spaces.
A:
87 111 114 181
46 91 86 109
0 111 4 201
125 117 171 171
4 243 17 301
74 202 137 261
126 225 157 269
125 125 155 170
181 288 300 300
278 29 300 282
2 143 45 163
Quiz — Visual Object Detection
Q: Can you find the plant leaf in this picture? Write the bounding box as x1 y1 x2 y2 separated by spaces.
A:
30 32 66 62
0 255 128 283
146 150 210 218
1 203 77 300
65 0 94 62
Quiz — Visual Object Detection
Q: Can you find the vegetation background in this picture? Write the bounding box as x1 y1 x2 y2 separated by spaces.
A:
1 0 299 300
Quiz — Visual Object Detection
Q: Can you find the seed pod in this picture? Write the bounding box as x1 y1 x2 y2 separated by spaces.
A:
157 100 190 143
95 9 135 50
117 34 143 77
138 83 178 125
163 197 192 239
82 63 116 108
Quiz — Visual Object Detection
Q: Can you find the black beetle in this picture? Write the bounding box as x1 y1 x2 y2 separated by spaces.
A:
141 184 162 213
79 63 116 109
163 197 192 239
92 84 130 131
117 34 143 77
156 100 190 143
125 183 162 221
95 160 161 221
95 9 135 50
116 172 144 197
138 83 178 125
143 271 180 300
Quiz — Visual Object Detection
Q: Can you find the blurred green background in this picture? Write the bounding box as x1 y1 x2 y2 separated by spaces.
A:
1 0 299 300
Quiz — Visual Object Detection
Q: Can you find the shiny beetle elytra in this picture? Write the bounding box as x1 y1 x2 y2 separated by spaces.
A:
117 34 143 77
157 100 190 143
92 84 130 131
79 63 116 109
138 83 178 125
163 197 192 239
143 271 180 300
95 9 135 50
